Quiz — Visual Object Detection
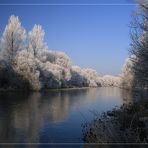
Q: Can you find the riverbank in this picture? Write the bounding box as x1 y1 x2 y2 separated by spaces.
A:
0 86 95 92
0 86 120 92
83 97 148 143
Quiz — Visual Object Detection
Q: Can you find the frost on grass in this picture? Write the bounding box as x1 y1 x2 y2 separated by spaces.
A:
83 98 148 143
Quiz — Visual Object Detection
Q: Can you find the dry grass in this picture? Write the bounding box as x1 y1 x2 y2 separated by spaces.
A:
83 100 148 143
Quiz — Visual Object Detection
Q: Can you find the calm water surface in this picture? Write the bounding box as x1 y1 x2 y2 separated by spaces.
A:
0 87 132 143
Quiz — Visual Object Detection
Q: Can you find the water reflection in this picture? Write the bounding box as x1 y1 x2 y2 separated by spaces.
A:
0 87 135 143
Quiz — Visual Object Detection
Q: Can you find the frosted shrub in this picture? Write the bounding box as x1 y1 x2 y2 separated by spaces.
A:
14 50 41 90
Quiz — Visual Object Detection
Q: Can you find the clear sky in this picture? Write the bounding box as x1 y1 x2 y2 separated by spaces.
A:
0 0 136 75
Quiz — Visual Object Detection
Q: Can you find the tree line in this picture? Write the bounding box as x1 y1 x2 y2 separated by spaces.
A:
1 3 147 92
0 15 121 91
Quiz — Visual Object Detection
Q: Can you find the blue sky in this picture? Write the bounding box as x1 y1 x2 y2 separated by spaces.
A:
0 0 136 75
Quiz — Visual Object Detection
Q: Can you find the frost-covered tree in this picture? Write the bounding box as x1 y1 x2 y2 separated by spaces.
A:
69 66 101 87
14 50 40 90
53 51 71 68
129 0 148 89
121 57 135 89
83 68 99 87
36 50 72 88
39 50 56 63
37 60 62 88
0 15 28 89
40 50 71 68
69 66 89 87
1 15 26 65
99 75 121 87
28 25 47 58
0 14 124 90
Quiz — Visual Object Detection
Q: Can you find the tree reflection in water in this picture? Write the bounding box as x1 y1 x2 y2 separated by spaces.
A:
0 88 132 143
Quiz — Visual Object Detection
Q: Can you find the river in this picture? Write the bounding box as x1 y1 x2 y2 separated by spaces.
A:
0 87 133 143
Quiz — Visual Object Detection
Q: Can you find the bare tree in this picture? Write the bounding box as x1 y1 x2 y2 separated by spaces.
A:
129 0 148 89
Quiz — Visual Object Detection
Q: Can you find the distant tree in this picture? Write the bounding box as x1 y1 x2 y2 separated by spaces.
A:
83 68 99 87
99 75 121 87
1 15 26 65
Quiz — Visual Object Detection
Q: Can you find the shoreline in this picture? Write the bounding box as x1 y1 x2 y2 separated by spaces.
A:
0 86 98 92
0 86 123 92
83 97 148 143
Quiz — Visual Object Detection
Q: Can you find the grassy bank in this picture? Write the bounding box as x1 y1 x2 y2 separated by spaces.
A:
83 98 148 143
